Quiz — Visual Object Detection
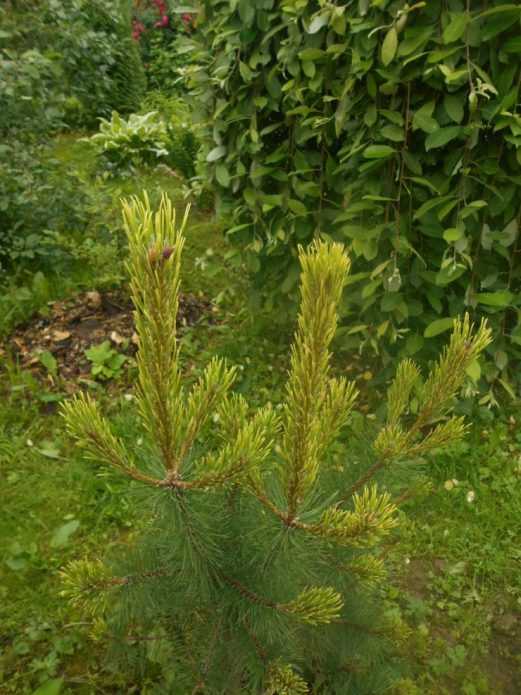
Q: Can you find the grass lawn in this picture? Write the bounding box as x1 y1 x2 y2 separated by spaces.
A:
0 136 520 694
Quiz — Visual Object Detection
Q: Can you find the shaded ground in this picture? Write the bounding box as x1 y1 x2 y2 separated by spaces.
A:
1 289 214 387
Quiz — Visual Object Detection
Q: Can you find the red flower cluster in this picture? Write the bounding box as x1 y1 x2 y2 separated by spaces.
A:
132 19 146 41
153 0 169 27
132 1 194 42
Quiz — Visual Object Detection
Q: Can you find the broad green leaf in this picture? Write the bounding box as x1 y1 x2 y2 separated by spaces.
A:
443 227 464 242
32 679 63 695
51 520 80 548
472 5 521 21
414 195 455 220
216 164 230 187
402 150 422 175
466 359 481 382
207 146 226 162
443 13 468 44
477 291 514 307
435 264 466 286
298 48 326 61
444 94 464 123
308 12 330 34
412 102 438 133
425 126 462 150
443 227 463 244
288 199 308 216
381 27 398 67
503 37 521 53
238 0 254 26
409 177 439 194
362 145 395 159
381 124 404 142
424 317 455 338
239 61 253 82
39 351 57 375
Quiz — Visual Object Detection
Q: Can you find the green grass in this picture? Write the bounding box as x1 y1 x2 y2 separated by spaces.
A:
1 135 521 694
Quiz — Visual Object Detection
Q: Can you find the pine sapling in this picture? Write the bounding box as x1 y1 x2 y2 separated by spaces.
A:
61 193 491 694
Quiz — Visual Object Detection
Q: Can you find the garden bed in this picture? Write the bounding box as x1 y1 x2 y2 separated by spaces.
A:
0 289 214 387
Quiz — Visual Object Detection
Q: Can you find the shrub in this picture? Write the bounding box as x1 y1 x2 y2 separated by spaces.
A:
85 111 170 172
61 193 490 693
131 0 197 93
86 105 200 179
188 1 521 394
0 0 146 130
0 143 91 273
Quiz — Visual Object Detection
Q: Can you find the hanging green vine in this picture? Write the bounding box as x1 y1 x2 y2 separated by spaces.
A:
185 0 521 399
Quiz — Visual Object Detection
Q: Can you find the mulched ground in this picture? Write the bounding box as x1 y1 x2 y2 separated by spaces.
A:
0 289 214 388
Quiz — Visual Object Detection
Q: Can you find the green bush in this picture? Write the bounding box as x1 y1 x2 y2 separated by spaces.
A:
84 106 200 179
85 111 170 172
189 1 521 396
61 194 490 694
0 143 91 273
0 0 146 130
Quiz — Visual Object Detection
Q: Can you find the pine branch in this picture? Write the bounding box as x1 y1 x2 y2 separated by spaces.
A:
279 240 351 519
123 193 188 474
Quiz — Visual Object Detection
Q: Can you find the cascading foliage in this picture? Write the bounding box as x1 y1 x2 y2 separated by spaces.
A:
182 0 520 397
61 193 491 693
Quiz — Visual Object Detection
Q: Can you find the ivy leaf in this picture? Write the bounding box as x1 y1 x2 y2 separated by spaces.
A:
425 126 462 151
207 146 226 162
424 317 455 338
362 145 395 159
381 27 398 67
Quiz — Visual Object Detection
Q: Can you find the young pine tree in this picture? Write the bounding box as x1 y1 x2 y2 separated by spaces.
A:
61 193 491 694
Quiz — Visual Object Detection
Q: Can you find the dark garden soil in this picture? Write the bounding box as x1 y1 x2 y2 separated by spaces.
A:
0 289 214 389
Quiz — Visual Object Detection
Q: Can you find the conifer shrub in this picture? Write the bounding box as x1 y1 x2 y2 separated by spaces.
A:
61 193 491 693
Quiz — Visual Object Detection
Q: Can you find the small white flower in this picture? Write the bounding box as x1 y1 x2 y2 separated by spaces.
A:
466 490 476 504
404 557 411 565
26 439 34 447
137 437 143 446
124 393 134 402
